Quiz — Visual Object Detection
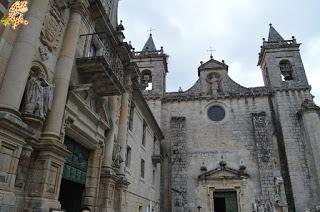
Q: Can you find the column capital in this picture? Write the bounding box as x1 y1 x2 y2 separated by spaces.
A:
70 0 89 16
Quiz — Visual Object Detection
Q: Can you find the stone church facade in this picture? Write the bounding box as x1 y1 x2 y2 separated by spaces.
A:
134 26 320 211
0 0 320 212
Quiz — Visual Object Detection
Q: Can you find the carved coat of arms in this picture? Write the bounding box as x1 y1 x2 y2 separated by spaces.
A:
40 1 65 52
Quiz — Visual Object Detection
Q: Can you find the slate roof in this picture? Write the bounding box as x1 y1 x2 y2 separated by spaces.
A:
142 34 157 52
268 24 285 42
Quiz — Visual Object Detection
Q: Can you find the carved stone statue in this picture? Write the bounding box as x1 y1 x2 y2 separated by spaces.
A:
22 71 53 118
207 72 221 95
112 142 123 169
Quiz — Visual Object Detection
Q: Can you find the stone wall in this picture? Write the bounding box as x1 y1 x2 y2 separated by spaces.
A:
160 96 282 211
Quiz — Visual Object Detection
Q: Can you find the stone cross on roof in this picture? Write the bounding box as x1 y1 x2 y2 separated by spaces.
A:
207 46 216 59
148 27 156 35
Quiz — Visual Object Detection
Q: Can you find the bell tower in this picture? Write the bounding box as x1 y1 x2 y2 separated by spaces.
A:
132 33 168 96
258 24 309 90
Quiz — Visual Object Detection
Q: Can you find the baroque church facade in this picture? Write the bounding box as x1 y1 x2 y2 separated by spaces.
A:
0 0 320 212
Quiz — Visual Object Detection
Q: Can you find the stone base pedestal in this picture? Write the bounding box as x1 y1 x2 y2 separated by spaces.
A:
23 197 61 212
99 175 119 212
0 190 16 212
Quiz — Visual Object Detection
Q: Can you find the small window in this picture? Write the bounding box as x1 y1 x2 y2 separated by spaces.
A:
125 146 131 167
128 102 135 131
142 121 147 146
141 69 152 90
279 60 293 81
140 159 145 178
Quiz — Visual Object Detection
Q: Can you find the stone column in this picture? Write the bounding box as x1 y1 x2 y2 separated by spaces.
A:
300 100 320 198
98 97 119 212
117 92 130 175
42 1 88 141
0 0 50 115
104 96 118 170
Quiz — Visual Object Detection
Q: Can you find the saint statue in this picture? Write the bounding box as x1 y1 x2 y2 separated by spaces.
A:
22 71 53 118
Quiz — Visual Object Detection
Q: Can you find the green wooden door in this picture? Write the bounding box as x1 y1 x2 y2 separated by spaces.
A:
214 191 238 212
62 137 89 185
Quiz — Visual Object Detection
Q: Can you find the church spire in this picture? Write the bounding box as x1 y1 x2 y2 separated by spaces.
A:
268 24 285 42
142 34 157 52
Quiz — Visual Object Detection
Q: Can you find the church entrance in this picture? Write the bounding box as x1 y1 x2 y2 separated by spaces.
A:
58 137 90 212
213 191 238 212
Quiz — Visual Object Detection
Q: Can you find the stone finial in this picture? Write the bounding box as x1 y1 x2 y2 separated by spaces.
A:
219 160 227 167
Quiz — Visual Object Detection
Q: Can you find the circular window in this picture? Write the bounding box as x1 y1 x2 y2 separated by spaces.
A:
207 105 225 122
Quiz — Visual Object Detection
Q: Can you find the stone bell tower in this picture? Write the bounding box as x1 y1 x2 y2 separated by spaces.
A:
132 33 168 96
258 24 309 90
258 24 320 211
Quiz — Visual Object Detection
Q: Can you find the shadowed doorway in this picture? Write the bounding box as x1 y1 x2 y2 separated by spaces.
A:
213 191 238 212
59 137 89 212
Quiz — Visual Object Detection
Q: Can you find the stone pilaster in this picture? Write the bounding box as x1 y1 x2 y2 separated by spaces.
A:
22 140 69 212
42 0 89 142
83 146 104 210
0 0 50 115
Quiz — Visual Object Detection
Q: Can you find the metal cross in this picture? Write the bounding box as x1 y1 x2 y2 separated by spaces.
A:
207 46 216 59
148 27 156 35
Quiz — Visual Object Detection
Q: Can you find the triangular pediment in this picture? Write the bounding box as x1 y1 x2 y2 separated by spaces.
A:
198 162 249 181
199 58 228 71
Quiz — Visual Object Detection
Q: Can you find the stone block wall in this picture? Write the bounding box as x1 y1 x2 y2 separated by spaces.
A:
169 116 187 211
272 90 319 210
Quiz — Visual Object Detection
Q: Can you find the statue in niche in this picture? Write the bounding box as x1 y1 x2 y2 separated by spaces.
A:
22 71 53 118
207 72 221 95
112 142 123 169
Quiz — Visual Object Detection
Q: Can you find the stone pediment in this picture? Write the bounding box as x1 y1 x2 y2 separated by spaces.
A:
198 161 249 181
198 58 228 72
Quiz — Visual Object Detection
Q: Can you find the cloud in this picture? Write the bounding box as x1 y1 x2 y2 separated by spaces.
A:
119 0 320 104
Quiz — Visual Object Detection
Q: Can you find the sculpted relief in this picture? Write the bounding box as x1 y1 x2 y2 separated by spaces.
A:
22 69 54 118
40 0 65 53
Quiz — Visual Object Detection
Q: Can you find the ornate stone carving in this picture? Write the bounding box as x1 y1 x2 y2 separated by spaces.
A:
112 142 123 169
39 46 49 61
14 145 33 189
207 72 221 95
40 1 65 52
22 71 54 118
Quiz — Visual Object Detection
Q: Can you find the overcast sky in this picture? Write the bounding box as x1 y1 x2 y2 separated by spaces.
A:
118 0 320 104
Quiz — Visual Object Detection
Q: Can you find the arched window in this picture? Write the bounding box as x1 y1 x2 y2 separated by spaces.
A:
279 60 293 81
141 69 152 90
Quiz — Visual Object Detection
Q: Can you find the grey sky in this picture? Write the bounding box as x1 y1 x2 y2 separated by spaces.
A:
119 0 320 104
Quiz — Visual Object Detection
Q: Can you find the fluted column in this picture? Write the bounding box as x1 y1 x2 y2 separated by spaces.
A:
117 92 130 175
42 1 88 141
0 0 50 115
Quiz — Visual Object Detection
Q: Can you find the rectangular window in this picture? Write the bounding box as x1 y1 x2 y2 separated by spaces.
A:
142 121 146 146
140 159 145 178
128 102 135 131
125 146 131 167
